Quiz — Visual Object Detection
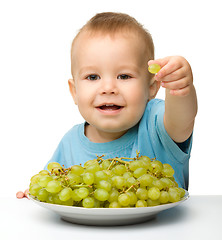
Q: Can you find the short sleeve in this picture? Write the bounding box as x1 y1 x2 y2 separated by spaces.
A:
155 102 193 164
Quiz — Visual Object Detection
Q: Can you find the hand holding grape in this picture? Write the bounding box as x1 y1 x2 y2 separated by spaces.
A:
148 56 193 96
16 189 29 199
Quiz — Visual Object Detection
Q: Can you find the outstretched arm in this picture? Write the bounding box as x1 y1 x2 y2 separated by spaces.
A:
149 56 198 143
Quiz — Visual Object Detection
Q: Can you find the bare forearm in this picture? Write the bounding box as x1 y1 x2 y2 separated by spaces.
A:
164 84 198 142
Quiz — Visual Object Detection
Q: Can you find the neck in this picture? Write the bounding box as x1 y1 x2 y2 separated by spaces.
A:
85 124 127 143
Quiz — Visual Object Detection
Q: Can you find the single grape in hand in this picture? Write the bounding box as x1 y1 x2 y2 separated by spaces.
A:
148 64 161 74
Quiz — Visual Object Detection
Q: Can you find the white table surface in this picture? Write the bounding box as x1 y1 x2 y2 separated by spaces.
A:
1 195 222 240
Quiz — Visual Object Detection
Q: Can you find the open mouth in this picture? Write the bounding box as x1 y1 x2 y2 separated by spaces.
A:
97 104 123 111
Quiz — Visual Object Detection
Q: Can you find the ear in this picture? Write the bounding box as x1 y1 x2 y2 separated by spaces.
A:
68 78 77 105
148 77 161 100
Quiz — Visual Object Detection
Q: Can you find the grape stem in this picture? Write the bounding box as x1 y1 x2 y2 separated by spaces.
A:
72 184 92 188
115 157 130 164
123 182 140 193
107 158 116 170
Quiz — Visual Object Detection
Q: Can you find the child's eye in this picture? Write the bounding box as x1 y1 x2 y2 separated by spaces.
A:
117 74 131 80
86 75 100 80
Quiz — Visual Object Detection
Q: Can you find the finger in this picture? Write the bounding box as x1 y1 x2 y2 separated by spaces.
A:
156 61 183 80
148 57 171 68
169 85 191 97
156 67 187 82
161 77 189 90
24 189 30 199
16 191 25 199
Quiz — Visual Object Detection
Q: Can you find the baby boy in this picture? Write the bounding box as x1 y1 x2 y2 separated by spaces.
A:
17 12 197 198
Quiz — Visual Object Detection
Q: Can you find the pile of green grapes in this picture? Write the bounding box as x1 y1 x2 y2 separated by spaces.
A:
29 153 185 208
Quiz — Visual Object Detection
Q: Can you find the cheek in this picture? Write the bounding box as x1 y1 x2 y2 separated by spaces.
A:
126 88 149 120
74 84 90 105
129 85 149 105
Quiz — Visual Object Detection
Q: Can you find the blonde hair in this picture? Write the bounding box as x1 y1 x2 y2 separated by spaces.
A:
71 12 154 76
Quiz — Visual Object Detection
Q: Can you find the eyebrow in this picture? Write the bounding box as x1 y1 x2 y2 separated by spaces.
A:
78 66 98 76
117 64 140 73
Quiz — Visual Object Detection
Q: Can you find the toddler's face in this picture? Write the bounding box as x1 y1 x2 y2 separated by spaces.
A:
70 31 153 141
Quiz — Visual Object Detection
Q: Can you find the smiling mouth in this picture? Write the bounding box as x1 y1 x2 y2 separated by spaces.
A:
97 104 123 111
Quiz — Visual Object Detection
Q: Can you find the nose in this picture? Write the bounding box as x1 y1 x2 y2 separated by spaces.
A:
100 78 118 95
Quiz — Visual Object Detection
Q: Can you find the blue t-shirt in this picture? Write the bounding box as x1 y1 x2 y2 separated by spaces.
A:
44 99 192 189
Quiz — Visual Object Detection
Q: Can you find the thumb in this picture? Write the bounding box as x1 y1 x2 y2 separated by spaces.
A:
148 57 171 68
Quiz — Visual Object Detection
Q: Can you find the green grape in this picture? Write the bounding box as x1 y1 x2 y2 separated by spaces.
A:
47 193 54 204
136 188 148 200
147 198 160 206
159 191 169 204
47 162 62 172
30 174 42 185
169 177 178 187
109 201 121 208
113 165 127 175
59 187 72 201
108 189 119 202
139 156 151 163
38 175 52 187
76 187 89 199
51 175 59 180
138 174 153 187
71 165 84 175
137 156 151 170
94 171 108 183
123 171 133 179
84 159 98 167
126 191 137 206
94 188 109 201
101 160 111 170
82 197 95 208
160 177 175 188
162 163 175 177
103 169 113 178
138 159 151 170
113 176 126 189
133 167 146 178
67 172 82 185
129 160 143 171
136 200 147 207
178 187 186 198
151 179 164 190
62 198 74 206
150 160 163 174
111 175 117 185
97 180 112 192
29 183 42 197
71 189 82 201
118 193 131 207
126 176 137 188
39 170 49 175
37 188 49 202
148 63 161 74
93 198 101 208
85 162 100 173
168 188 180 202
45 180 62 193
147 187 160 200
83 172 94 185
53 193 64 205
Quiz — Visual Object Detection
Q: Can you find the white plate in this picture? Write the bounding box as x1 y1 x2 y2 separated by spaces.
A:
29 191 189 226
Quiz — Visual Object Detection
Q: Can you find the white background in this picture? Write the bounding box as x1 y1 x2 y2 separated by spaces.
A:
1 0 221 196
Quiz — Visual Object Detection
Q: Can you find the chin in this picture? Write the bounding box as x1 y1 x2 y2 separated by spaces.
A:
98 123 132 134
